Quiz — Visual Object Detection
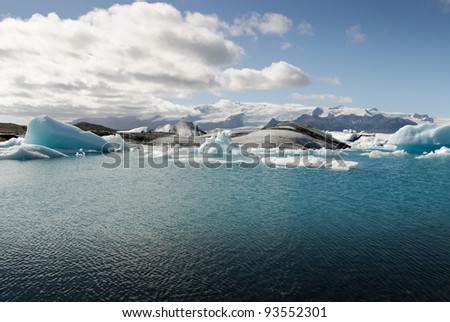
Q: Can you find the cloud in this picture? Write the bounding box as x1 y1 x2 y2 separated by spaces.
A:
346 25 366 42
281 41 292 50
298 21 314 37
230 13 292 36
317 76 341 86
0 2 306 120
224 61 310 91
292 93 352 104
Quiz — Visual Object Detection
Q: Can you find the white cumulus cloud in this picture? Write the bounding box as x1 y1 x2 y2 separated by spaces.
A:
292 93 352 104
346 24 366 42
224 61 310 91
230 13 292 36
0 2 306 120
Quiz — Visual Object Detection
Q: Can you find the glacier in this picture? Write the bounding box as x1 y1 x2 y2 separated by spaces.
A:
388 123 450 153
0 115 113 160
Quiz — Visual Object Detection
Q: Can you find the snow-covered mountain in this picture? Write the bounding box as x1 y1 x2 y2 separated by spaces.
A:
71 100 436 133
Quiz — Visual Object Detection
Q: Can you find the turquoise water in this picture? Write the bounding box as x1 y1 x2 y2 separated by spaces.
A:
1 152 449 301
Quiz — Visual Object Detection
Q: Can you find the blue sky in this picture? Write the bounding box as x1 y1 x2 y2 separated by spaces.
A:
0 0 449 123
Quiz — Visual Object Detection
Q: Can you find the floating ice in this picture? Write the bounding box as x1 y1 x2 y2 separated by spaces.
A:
349 133 393 150
361 150 408 158
416 146 450 159
388 124 450 153
198 130 237 154
0 143 67 160
0 137 24 148
174 119 201 137
75 149 85 157
330 131 359 143
154 124 176 133
102 134 130 151
24 115 111 153
0 115 113 160
266 155 358 170
147 130 358 170
118 126 148 133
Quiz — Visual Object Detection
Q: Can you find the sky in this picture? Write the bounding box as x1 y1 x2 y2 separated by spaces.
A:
0 0 449 123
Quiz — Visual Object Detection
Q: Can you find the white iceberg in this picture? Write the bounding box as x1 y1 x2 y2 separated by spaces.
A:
265 155 358 170
198 130 236 154
416 146 450 159
154 120 203 136
388 123 450 153
362 150 408 158
102 134 130 151
174 119 202 137
155 124 176 133
349 133 393 150
118 126 148 133
0 137 24 148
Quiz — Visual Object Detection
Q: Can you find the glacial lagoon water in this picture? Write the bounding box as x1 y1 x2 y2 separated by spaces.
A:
1 151 449 301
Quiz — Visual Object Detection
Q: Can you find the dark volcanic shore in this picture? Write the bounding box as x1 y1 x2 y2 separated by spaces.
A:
0 123 27 141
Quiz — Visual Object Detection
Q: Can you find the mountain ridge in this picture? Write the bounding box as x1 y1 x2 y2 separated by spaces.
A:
70 102 432 133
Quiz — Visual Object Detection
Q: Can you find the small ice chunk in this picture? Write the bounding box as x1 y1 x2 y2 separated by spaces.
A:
362 150 408 158
416 146 450 159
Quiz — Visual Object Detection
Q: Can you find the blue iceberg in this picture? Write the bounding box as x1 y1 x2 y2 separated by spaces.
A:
24 116 110 153
0 115 112 160
0 143 68 160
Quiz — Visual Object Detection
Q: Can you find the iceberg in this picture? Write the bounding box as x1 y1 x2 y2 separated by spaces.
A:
154 124 176 133
24 115 111 153
349 133 393 150
362 150 408 158
0 143 67 160
0 115 114 160
174 119 203 137
198 130 237 154
416 146 450 159
264 155 358 170
0 137 24 148
388 124 450 153
102 134 130 151
154 120 204 136
118 126 148 133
